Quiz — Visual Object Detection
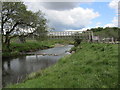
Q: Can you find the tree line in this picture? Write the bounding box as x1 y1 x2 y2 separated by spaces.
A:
86 27 119 41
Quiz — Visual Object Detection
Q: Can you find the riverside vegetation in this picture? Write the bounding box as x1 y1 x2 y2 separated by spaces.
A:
2 2 118 88
8 42 118 88
2 39 74 58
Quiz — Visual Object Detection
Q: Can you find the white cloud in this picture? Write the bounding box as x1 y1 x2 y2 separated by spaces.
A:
23 0 96 2
64 27 93 33
104 0 118 28
24 2 45 12
44 7 99 30
95 22 101 27
112 16 118 26
24 2 80 11
39 2 80 11
24 2 100 31
104 23 116 27
109 0 119 10
104 16 118 27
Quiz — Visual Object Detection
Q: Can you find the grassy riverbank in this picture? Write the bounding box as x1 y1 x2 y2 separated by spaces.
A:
2 39 74 58
8 42 118 88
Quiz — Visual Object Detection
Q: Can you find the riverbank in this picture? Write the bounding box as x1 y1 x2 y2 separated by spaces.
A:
2 39 74 58
8 42 118 88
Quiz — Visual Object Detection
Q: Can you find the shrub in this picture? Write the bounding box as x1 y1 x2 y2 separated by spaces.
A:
74 38 82 47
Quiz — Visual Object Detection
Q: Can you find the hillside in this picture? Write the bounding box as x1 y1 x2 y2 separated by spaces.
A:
86 27 119 40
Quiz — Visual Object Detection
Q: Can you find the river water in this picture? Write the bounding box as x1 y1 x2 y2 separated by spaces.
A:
2 45 74 87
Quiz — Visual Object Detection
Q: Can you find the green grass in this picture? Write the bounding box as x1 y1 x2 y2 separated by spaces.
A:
2 39 73 57
8 42 118 88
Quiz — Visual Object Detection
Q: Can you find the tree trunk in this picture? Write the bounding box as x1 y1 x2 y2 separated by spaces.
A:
4 34 10 51
1 35 3 45
19 35 26 43
1 21 4 45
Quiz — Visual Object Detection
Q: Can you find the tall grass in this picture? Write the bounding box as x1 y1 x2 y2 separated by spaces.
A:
8 42 118 88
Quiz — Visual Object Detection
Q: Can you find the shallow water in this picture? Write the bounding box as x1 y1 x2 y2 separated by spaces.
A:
2 45 74 86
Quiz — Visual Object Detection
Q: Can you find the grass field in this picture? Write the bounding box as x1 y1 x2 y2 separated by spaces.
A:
8 42 118 88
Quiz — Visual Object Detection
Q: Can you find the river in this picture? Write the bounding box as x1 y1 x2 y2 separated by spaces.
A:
2 45 74 87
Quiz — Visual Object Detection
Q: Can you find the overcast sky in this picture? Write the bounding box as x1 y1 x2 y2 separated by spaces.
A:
23 0 119 31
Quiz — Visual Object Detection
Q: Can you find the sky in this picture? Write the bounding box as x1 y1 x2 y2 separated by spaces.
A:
23 0 119 31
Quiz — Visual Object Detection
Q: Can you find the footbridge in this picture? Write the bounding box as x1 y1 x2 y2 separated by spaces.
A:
45 31 94 40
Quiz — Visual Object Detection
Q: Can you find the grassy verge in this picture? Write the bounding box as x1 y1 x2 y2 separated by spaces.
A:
8 42 118 88
2 39 74 58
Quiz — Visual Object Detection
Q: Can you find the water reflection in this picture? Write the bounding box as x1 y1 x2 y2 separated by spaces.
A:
2 45 74 87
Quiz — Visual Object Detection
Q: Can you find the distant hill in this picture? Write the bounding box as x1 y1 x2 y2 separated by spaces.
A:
86 27 119 40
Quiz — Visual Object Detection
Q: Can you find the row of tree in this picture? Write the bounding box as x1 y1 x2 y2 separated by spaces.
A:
86 27 119 41
1 2 48 50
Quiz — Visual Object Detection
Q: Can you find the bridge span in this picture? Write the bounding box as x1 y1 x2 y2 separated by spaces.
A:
39 31 93 40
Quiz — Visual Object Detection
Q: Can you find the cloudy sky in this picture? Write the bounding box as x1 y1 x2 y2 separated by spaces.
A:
23 0 119 31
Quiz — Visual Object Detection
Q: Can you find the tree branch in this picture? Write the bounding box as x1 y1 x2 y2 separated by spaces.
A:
2 8 14 25
9 22 19 33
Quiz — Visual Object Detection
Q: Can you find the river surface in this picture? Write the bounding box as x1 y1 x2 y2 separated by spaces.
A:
2 45 74 87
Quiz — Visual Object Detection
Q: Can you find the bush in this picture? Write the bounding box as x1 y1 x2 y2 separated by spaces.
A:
74 38 82 47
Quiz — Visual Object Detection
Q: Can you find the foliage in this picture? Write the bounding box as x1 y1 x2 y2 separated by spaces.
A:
86 27 119 40
72 32 83 47
32 11 48 41
2 41 52 58
1 2 48 49
8 43 118 88
74 38 82 47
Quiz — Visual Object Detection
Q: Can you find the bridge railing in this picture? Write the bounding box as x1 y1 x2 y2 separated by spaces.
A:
29 31 93 41
46 31 90 40
29 31 119 43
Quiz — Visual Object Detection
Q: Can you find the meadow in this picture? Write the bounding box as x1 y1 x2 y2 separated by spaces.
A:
8 42 118 88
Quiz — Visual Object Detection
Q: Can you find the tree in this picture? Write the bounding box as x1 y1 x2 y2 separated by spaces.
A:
1 2 48 50
72 32 83 47
33 11 48 41
86 27 119 41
